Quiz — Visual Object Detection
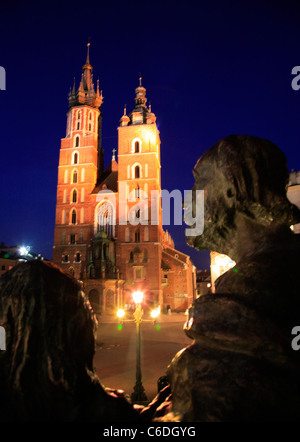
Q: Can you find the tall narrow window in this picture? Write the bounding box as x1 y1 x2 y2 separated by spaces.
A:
81 187 85 202
125 227 130 242
63 189 67 203
72 170 78 183
62 209 66 224
72 189 77 203
75 252 81 263
70 234 76 244
79 230 84 243
80 207 85 223
135 165 140 179
135 141 140 153
73 152 78 164
76 111 81 130
135 229 140 243
71 209 76 224
88 112 93 131
81 168 85 182
143 249 148 262
75 136 80 147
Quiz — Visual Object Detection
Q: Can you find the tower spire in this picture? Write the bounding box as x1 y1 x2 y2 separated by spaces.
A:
68 42 103 109
86 40 91 65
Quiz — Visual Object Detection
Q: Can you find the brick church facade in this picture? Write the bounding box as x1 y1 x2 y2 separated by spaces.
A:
53 45 196 314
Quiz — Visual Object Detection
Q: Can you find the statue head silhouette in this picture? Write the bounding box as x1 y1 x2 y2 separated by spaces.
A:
185 135 300 261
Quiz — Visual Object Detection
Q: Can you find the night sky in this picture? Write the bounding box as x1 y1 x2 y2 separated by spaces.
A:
0 0 300 270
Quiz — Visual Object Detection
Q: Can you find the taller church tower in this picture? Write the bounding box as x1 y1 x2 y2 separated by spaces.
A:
117 78 164 307
53 44 103 279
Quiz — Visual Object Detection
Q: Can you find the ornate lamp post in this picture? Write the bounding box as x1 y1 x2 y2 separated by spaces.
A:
117 291 160 404
131 291 147 403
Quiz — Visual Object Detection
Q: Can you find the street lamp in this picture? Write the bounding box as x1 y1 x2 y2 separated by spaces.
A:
131 291 148 403
116 291 161 404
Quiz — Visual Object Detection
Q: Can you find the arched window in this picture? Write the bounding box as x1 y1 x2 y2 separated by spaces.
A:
75 252 81 263
76 111 81 130
72 170 78 183
135 141 140 153
74 136 80 147
129 251 133 263
96 201 115 237
73 152 78 164
135 165 140 179
70 234 76 244
125 227 130 242
63 254 69 263
72 189 77 203
88 112 93 131
64 170 68 183
143 249 148 262
135 229 140 243
71 209 76 224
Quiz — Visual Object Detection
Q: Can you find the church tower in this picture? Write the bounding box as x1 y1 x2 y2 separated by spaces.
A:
116 78 164 308
53 44 103 279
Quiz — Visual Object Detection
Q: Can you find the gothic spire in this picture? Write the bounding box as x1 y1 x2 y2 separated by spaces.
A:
68 43 103 109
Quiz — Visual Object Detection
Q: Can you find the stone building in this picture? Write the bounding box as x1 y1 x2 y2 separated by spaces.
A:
52 45 196 314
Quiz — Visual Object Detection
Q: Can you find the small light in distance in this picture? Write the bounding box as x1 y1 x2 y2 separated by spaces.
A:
151 308 160 319
117 309 125 319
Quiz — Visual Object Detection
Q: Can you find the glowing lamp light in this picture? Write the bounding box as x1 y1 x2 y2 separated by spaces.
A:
19 246 30 256
132 291 143 304
151 307 160 319
117 309 125 319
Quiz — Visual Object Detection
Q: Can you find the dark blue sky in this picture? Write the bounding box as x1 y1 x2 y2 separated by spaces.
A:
0 0 299 269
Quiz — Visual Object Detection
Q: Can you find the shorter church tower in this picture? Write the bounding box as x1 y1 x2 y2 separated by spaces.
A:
117 78 164 308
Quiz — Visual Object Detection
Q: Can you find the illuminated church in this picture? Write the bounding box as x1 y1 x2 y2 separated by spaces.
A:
52 45 196 314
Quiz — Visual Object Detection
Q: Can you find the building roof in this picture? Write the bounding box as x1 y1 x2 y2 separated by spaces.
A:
92 160 118 194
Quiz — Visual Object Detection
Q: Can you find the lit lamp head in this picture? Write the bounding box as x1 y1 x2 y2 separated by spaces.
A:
117 309 125 319
132 291 143 304
151 308 160 319
19 246 30 256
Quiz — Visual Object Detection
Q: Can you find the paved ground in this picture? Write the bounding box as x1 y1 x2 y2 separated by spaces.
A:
93 312 191 403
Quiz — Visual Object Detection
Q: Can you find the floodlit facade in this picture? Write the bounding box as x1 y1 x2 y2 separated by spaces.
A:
52 46 196 314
